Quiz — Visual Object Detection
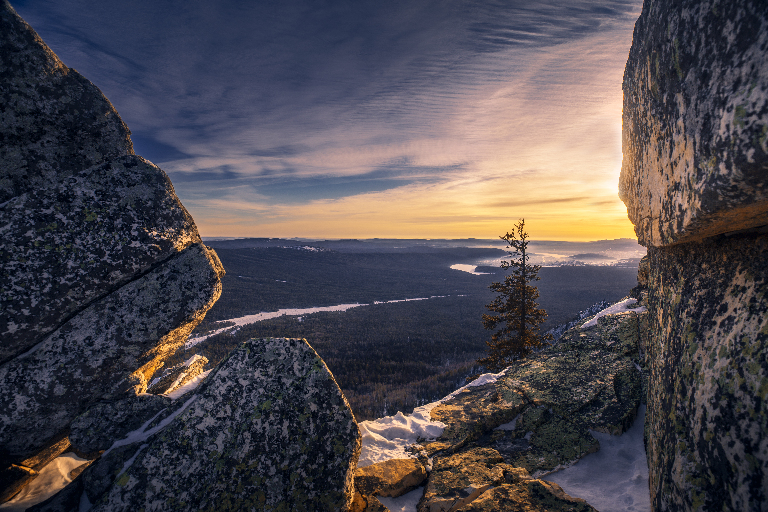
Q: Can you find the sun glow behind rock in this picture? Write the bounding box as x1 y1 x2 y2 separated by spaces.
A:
16 0 642 240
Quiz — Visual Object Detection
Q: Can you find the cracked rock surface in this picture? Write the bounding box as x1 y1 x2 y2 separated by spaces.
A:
0 0 223 487
84 338 361 512
620 0 768 247
409 311 646 511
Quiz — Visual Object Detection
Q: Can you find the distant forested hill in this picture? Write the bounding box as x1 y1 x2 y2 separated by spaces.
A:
187 239 641 419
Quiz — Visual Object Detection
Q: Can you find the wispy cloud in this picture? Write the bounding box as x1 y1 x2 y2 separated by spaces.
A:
13 0 642 239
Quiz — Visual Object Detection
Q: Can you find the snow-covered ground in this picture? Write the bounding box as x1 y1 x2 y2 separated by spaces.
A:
358 371 506 467
185 296 450 349
547 405 650 512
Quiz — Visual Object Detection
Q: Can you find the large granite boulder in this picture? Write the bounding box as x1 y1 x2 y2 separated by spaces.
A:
619 0 768 247
0 1 203 362
409 310 646 510
644 236 768 510
620 0 768 509
0 0 223 495
0 242 222 462
80 338 361 512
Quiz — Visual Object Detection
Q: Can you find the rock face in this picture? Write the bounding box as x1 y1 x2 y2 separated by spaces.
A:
0 242 223 461
620 0 768 509
0 0 222 489
82 338 361 512
619 0 768 247
352 458 427 511
69 394 172 457
410 310 645 511
644 236 768 510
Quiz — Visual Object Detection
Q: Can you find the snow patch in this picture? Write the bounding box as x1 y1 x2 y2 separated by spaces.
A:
377 485 425 512
581 298 646 329
102 394 197 459
546 405 650 512
0 453 89 511
358 371 506 467
165 369 212 400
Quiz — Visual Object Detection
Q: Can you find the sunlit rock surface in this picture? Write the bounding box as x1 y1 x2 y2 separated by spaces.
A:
352 458 427 511
620 0 768 247
411 311 646 510
82 338 360 512
620 0 768 509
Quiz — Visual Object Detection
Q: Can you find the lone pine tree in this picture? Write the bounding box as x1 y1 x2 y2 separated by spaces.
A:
478 219 551 372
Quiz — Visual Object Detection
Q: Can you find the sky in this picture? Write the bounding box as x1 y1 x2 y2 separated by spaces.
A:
13 0 643 240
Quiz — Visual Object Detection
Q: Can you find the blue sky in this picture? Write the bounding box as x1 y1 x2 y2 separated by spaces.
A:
13 0 643 239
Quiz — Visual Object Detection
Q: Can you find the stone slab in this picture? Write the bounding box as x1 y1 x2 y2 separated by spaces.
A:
620 0 768 247
0 243 223 461
88 338 361 511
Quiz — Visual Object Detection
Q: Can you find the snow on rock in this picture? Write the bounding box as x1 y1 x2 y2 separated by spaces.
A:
358 371 506 467
85 338 360 511
547 405 650 512
164 369 212 400
581 298 646 329
377 485 425 512
0 453 88 512
69 394 172 457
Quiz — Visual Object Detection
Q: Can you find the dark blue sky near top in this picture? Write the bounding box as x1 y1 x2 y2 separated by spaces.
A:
12 0 643 239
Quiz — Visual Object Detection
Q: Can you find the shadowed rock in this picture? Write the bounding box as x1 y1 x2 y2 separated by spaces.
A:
644 235 768 510
0 243 222 462
0 2 203 363
0 0 224 477
619 0 768 509
620 0 768 247
69 394 172 457
85 338 361 512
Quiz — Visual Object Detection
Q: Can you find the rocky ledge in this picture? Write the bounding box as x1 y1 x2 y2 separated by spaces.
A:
353 306 650 511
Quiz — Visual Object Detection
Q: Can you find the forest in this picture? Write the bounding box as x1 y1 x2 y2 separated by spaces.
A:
178 239 642 420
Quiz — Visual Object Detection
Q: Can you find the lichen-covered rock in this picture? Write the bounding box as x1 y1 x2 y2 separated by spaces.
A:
146 354 208 395
354 458 427 498
0 243 223 461
69 394 172 457
86 338 361 512
420 311 644 478
0 2 204 363
410 311 646 510
460 480 596 512
644 234 768 510
619 0 768 247
418 447 507 512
